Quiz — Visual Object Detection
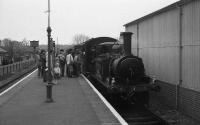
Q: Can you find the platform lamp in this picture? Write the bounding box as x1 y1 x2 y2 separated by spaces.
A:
53 40 56 67
30 40 39 62
46 0 54 103
50 38 55 67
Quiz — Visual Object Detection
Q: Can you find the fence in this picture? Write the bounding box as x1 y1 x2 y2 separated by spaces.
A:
0 59 35 79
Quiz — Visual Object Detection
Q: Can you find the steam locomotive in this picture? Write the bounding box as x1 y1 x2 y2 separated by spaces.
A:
82 32 159 105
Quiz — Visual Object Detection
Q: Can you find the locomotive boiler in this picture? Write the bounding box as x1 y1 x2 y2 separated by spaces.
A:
83 32 159 105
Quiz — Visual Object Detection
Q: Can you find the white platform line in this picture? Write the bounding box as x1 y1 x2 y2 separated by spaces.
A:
0 69 37 97
81 74 128 125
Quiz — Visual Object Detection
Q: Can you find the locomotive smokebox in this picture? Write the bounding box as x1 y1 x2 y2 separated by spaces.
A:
120 32 133 56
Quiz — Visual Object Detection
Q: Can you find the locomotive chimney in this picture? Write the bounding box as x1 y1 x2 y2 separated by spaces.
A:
120 32 133 56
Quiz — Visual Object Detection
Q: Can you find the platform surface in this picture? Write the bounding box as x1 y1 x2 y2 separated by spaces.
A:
0 70 121 125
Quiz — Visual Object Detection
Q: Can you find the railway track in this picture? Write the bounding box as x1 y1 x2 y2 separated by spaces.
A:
0 67 36 93
111 101 169 125
87 75 169 125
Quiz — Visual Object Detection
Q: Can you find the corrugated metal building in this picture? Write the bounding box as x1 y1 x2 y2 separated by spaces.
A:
124 0 200 121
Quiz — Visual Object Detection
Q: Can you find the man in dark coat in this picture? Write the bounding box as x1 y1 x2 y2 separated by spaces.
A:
58 49 65 77
40 50 46 77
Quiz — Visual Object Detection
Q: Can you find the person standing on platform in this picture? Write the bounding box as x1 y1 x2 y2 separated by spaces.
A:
81 51 86 73
79 51 84 74
58 49 65 77
65 51 70 77
74 51 81 76
53 62 61 84
66 50 74 77
55 56 59 66
36 50 42 77
40 50 46 78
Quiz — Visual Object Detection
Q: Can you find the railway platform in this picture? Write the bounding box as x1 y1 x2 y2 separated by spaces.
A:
0 70 124 125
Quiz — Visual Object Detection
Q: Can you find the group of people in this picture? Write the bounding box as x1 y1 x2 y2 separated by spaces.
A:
56 49 83 77
36 49 83 84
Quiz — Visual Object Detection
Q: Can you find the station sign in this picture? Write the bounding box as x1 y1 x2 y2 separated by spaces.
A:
30 40 39 48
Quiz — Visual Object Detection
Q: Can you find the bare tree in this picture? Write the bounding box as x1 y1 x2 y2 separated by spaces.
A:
2 38 14 58
2 38 33 62
22 38 29 46
72 34 90 45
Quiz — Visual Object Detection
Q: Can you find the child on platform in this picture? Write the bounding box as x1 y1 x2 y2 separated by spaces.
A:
54 63 61 84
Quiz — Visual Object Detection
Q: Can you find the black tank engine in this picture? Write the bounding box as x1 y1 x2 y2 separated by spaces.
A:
82 32 159 105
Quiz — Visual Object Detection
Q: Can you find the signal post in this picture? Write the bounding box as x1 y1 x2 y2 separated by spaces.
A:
46 0 54 103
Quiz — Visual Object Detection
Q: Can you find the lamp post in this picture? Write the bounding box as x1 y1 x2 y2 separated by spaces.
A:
53 40 55 67
46 0 54 103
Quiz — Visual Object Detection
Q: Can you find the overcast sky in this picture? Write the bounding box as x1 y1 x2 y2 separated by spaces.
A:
0 0 179 45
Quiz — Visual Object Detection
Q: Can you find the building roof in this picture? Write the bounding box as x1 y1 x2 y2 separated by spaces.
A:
124 0 195 27
84 37 118 46
0 47 7 53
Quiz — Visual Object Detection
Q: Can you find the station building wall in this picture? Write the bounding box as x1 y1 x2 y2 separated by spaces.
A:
125 0 200 121
179 1 200 119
